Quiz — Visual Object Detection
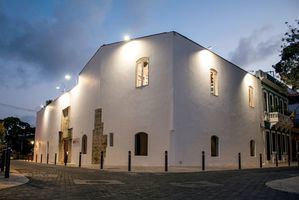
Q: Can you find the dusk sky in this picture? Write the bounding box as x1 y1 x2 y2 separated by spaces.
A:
0 0 298 125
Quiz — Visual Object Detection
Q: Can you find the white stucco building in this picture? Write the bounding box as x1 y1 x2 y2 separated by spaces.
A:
34 31 292 168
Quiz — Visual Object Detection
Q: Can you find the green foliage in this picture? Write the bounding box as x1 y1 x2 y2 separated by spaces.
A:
1 117 35 156
273 20 299 90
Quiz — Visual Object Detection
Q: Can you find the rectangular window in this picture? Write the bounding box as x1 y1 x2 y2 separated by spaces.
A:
210 69 218 96
109 133 114 147
136 57 149 88
249 86 254 107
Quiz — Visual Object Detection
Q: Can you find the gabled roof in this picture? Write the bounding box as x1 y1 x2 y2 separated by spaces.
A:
79 31 253 76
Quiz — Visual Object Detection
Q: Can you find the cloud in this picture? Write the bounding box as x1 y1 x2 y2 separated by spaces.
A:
0 0 112 88
20 115 36 126
229 26 281 68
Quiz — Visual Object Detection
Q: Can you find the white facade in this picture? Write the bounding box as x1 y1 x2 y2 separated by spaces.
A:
35 32 268 168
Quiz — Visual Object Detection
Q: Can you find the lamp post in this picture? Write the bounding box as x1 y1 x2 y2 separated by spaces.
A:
5 128 11 178
30 140 34 161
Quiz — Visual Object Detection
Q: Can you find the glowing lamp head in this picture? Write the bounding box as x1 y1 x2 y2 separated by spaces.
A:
31 141 34 145
56 86 60 90
124 35 130 41
65 74 71 80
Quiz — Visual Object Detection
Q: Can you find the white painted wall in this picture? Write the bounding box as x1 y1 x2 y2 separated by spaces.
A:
172 33 264 167
35 32 265 167
35 32 174 166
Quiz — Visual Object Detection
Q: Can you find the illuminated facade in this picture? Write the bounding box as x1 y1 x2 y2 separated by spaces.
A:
34 32 292 168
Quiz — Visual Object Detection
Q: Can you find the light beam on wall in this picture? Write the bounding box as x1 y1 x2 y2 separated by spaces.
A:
198 49 214 68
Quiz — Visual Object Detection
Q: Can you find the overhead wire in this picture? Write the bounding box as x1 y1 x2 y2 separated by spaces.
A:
0 102 36 113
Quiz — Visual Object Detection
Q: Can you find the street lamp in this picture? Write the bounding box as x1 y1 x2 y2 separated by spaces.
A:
30 140 34 145
65 74 71 80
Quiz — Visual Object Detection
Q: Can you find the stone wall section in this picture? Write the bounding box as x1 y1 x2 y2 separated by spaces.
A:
92 108 107 164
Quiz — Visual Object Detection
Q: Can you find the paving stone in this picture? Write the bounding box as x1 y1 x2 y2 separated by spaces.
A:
0 160 298 200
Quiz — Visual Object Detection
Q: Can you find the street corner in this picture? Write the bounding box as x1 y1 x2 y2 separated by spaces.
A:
266 176 299 194
0 170 29 191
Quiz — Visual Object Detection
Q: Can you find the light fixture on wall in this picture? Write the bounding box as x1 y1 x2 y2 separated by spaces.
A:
124 35 130 41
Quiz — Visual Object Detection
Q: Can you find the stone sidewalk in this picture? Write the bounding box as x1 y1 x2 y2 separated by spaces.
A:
51 161 299 173
0 169 29 190
266 176 299 194
0 161 298 199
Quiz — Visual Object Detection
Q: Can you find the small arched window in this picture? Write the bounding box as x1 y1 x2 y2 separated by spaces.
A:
135 132 148 156
269 94 274 112
210 69 218 96
81 135 87 154
263 91 268 112
211 135 219 157
136 57 149 88
250 140 255 157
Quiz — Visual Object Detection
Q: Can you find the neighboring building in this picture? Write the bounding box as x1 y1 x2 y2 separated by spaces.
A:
256 71 293 163
288 91 299 161
34 32 291 168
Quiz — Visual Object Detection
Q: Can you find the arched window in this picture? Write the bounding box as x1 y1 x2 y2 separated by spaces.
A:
250 140 255 157
210 69 218 96
269 94 274 112
136 57 149 88
274 97 279 112
81 135 87 154
211 135 219 157
135 132 148 156
263 91 268 112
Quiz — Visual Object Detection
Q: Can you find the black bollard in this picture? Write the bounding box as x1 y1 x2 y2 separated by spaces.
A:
275 153 278 167
297 153 299 169
165 151 168 172
4 147 11 178
54 153 57 165
259 154 262 168
0 151 5 172
100 151 104 169
47 153 49 164
128 151 131 171
288 153 290 167
202 151 205 171
238 152 241 170
40 154 43 163
35 154 38 163
79 152 82 168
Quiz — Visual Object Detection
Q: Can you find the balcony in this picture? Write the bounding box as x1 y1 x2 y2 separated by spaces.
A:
264 112 293 128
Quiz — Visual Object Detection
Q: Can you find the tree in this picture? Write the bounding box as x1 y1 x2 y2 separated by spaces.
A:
0 121 5 151
273 20 299 90
1 117 35 158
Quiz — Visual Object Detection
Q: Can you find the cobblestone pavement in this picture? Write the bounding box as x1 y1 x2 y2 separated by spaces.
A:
0 160 298 200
